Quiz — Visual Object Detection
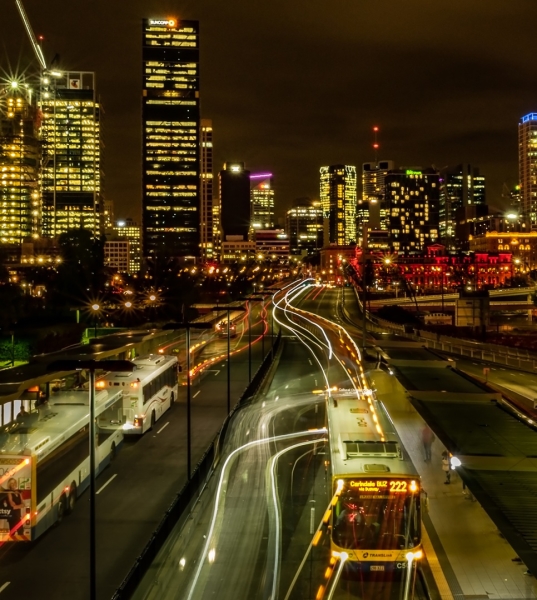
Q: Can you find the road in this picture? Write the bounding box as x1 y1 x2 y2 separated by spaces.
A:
0 305 271 600
133 282 425 600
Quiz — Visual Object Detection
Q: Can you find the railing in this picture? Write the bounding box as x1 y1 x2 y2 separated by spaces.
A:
111 331 283 600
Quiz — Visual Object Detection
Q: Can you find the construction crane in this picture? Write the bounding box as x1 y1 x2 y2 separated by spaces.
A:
15 0 47 71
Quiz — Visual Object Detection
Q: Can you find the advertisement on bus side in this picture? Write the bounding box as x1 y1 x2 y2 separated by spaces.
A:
0 456 33 541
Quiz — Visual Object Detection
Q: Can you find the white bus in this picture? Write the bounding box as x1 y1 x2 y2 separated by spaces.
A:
0 387 124 541
97 354 179 435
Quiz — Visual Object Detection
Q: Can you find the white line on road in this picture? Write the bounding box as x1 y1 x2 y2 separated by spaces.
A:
0 583 10 594
96 474 117 495
308 359 312 365
193 390 201 398
157 421 170 434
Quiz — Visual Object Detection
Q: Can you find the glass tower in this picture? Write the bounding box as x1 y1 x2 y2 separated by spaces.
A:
0 83 40 245
250 173 275 232
519 113 537 227
142 18 200 259
320 164 357 245
40 71 102 238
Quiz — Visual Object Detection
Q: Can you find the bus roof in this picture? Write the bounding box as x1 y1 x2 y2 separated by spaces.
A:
4 389 123 462
328 392 417 479
100 354 177 388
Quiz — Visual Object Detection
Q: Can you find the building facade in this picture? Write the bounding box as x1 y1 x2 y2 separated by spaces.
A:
286 201 323 255
142 18 200 259
439 164 486 249
200 118 213 261
320 164 357 245
519 113 537 227
104 240 130 273
359 160 394 234
250 173 275 233
219 162 251 241
254 229 289 261
385 168 439 252
114 218 142 273
40 71 102 238
0 82 40 245
469 231 537 271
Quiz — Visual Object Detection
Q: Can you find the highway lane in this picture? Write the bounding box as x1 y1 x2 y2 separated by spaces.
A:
0 306 270 600
134 281 382 600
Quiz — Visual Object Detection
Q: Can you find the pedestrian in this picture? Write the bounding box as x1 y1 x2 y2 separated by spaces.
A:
442 450 451 484
16 407 29 449
421 425 435 462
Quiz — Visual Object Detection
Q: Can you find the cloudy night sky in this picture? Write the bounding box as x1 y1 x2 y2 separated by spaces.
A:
2 0 536 222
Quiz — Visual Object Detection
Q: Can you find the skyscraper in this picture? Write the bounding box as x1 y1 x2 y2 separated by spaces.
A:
385 168 439 252
200 119 213 260
250 173 275 232
320 165 357 246
286 200 324 255
142 18 200 259
219 162 251 241
518 113 537 227
114 218 142 273
40 71 102 238
359 160 394 232
439 164 486 249
0 81 40 245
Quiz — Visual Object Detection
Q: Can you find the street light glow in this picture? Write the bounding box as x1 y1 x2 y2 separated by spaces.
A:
91 303 100 311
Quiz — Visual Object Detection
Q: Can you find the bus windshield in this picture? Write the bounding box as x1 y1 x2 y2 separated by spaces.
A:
332 479 420 551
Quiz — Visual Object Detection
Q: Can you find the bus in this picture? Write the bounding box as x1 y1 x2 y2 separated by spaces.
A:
97 354 179 435
327 390 421 577
0 387 124 541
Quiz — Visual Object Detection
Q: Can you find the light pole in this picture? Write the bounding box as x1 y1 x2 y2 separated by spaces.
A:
90 303 100 339
239 295 271 380
209 305 246 415
403 550 422 600
163 322 212 478
47 359 135 600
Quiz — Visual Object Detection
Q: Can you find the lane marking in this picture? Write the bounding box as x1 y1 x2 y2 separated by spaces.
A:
157 421 170 434
0 583 10 594
308 359 312 365
96 474 117 495
193 391 201 398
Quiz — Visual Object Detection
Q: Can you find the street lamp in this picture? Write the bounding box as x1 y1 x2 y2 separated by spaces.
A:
209 305 247 414
47 359 135 600
239 295 269 382
163 322 212 478
90 303 100 339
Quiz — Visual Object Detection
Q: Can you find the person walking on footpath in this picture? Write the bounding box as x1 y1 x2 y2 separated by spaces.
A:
442 450 451 484
421 425 435 462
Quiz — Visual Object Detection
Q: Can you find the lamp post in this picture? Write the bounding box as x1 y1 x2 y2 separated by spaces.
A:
47 359 135 600
209 305 246 415
239 295 271 381
162 322 212 478
403 549 422 600
90 303 100 339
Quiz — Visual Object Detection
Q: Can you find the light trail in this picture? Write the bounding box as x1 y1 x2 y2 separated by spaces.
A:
185 427 327 600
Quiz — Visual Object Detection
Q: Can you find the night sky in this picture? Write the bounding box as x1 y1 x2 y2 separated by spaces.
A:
2 1 537 222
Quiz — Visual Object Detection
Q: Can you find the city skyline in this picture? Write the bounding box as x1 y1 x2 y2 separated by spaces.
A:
2 1 535 223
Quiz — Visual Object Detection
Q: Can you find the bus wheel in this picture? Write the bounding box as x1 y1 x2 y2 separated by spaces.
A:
170 392 175 405
150 411 156 430
67 483 77 513
110 442 117 461
57 496 66 524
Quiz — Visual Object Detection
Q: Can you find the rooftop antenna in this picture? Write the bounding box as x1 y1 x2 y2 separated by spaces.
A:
372 126 379 164
15 0 48 70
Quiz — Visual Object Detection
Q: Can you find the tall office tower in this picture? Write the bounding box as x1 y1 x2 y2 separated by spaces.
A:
142 18 200 259
286 200 324 255
439 164 486 249
114 218 142 273
319 165 357 245
360 160 394 231
0 82 40 244
250 173 275 233
40 71 102 238
519 113 537 227
219 162 251 240
212 195 221 259
384 168 439 252
200 119 213 260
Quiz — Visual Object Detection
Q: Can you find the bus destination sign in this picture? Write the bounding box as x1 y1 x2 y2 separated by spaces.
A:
347 478 413 495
